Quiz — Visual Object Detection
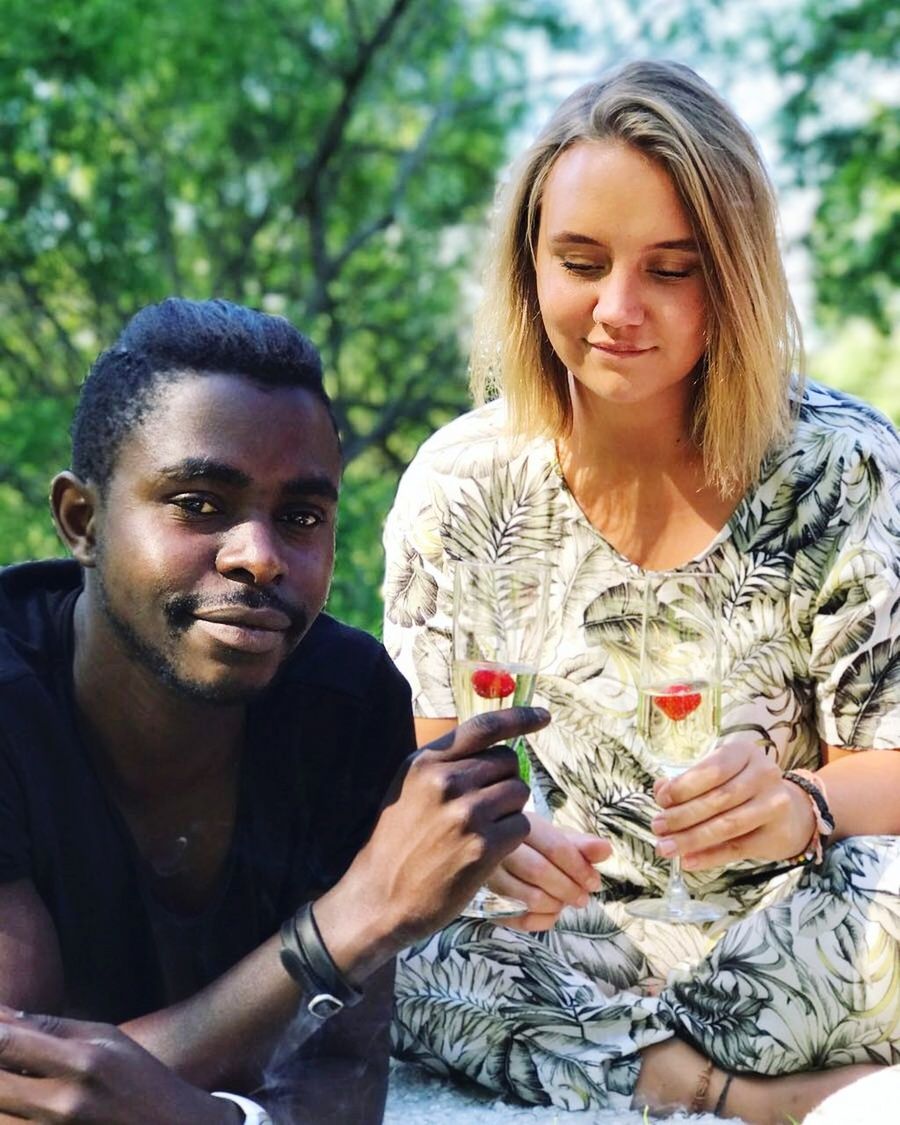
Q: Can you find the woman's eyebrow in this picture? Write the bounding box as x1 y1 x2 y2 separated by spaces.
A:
545 233 698 251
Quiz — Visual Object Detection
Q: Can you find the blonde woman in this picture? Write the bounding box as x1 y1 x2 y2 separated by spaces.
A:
383 60 900 1121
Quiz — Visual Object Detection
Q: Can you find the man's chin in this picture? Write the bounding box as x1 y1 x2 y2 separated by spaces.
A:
161 666 279 706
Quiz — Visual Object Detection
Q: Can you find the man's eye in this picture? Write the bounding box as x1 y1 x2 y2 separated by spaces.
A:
282 510 322 529
172 496 219 516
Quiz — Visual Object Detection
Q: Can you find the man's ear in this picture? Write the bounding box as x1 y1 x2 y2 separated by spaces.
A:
51 472 100 568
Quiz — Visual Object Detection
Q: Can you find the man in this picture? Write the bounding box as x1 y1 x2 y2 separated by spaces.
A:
0 298 547 1123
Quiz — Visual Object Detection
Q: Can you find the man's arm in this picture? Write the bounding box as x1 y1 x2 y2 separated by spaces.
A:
0 881 64 1014
0 708 547 1122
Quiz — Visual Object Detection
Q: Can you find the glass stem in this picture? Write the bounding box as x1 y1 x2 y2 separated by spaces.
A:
664 856 690 905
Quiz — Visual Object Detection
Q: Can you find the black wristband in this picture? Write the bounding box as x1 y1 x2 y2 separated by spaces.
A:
783 770 835 833
279 902 363 1020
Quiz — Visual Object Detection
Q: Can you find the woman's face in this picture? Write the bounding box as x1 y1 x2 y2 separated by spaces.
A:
535 139 707 412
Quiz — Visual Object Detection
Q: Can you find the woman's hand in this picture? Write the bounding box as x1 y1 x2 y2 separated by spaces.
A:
651 737 816 870
485 813 611 931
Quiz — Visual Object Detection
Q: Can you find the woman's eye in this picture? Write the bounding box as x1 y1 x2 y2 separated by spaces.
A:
561 260 609 275
652 268 692 279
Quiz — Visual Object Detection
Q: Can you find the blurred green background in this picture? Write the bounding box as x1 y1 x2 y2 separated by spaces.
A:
1 0 897 635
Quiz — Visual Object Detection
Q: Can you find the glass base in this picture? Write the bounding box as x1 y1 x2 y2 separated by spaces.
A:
460 886 528 920
626 894 725 925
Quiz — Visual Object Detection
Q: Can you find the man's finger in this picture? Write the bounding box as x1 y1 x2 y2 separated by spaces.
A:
0 1068 60 1119
0 1018 76 1078
0 1008 112 1044
424 707 550 761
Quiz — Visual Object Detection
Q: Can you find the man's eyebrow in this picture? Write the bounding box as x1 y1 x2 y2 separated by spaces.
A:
547 232 698 251
282 474 340 502
157 459 250 487
156 459 339 501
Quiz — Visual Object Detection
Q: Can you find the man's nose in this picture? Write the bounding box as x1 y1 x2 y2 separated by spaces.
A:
216 519 286 585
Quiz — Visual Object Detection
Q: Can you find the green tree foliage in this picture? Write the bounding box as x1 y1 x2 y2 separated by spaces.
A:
0 0 572 631
762 0 899 333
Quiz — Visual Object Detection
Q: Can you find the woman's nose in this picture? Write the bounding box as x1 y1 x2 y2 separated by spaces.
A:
592 270 645 329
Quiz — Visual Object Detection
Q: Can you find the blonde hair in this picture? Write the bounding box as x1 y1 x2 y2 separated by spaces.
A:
470 59 804 494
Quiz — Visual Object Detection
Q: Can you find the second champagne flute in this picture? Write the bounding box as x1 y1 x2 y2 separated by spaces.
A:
452 559 550 920
626 571 726 925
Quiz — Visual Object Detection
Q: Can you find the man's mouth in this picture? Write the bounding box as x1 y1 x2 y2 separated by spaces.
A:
190 606 294 655
194 606 292 632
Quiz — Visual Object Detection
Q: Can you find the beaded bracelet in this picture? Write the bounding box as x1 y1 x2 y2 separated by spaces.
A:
783 769 835 866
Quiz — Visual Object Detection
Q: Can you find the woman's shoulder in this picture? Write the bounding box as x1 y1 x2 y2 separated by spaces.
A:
791 380 900 467
399 399 549 486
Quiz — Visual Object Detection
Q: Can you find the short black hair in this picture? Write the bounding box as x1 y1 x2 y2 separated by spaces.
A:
71 297 337 489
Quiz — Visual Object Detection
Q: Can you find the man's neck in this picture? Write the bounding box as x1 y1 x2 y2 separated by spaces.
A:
71 588 246 803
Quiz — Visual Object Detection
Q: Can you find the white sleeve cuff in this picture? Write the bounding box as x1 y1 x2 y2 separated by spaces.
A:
211 1091 273 1124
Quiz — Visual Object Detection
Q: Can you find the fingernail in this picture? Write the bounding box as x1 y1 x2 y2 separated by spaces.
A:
657 838 677 857
682 856 697 870
527 707 550 721
576 893 589 908
588 874 602 891
651 816 667 834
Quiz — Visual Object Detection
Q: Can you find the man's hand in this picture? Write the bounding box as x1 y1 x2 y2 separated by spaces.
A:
650 736 816 869
0 1007 238 1124
484 813 611 932
314 707 550 979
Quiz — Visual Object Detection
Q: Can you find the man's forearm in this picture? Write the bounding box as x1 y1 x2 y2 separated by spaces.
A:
121 905 399 1095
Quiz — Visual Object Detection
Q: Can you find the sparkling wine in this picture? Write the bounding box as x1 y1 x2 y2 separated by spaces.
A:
638 678 720 778
452 659 537 782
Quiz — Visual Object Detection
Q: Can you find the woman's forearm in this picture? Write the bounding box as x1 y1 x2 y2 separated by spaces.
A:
818 747 900 841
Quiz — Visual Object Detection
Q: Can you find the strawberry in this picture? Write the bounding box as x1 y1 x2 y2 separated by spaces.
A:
653 683 702 721
471 668 516 700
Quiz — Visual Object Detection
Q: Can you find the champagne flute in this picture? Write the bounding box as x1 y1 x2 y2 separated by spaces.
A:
626 571 726 924
452 559 550 919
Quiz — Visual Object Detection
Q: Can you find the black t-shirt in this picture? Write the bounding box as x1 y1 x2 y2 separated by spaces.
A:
0 559 415 1023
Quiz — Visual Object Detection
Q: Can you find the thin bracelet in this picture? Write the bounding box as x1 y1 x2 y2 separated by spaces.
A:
690 1059 714 1113
715 1074 735 1116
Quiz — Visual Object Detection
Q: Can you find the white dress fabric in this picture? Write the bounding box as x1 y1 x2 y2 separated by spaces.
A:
382 382 900 1110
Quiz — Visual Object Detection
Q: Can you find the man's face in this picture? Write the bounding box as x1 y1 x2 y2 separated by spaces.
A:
88 372 341 704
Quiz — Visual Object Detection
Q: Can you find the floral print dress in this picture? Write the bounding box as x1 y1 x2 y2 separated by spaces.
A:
382 382 900 1111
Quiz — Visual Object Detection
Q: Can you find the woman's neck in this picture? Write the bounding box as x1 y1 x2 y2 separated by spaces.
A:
557 379 741 569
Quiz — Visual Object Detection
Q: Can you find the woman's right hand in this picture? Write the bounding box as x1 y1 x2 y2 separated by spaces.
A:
486 813 611 931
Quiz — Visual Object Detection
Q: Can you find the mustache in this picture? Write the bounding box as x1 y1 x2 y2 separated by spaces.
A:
165 589 308 636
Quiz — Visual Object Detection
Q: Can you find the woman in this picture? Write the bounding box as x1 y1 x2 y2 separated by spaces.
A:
382 60 900 1121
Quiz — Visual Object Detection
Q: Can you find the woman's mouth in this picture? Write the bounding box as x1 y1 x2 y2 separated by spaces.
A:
588 341 653 357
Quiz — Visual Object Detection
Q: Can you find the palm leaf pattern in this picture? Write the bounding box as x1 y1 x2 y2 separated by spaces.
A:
383 383 900 1109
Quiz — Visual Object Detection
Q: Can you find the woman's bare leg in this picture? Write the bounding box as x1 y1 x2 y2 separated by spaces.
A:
634 1039 882 1122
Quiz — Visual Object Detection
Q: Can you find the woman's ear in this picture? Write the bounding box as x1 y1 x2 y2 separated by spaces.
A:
50 472 99 567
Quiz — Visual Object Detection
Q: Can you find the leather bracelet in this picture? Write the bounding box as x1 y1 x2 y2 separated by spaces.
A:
783 769 834 866
279 901 363 1020
211 1092 273 1124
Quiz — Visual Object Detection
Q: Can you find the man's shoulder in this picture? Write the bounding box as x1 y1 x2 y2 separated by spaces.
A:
0 558 80 689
